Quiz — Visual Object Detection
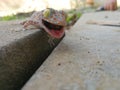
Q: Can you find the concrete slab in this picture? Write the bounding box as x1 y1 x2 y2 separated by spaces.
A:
0 20 63 90
22 11 120 90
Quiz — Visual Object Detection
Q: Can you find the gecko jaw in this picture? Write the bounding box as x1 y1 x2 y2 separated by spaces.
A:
42 19 65 38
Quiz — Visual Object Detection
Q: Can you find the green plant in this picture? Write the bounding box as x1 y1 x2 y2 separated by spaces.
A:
0 15 25 21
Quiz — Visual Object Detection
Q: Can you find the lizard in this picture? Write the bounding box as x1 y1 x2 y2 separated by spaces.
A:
21 8 66 46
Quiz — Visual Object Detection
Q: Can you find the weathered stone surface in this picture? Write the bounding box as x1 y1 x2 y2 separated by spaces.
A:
22 11 120 90
0 20 63 90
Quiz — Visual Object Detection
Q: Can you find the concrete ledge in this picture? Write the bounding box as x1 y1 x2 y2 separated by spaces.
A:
22 11 120 90
0 21 64 90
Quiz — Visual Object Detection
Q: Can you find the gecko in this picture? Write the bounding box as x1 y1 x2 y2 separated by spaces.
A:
21 8 66 46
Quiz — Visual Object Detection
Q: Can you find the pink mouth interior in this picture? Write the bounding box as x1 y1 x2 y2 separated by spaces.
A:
50 28 64 38
42 19 65 38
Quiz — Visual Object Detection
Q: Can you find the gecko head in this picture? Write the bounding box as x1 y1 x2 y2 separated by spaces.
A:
42 8 66 39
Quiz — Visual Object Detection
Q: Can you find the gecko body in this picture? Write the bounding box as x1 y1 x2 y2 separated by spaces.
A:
21 8 66 39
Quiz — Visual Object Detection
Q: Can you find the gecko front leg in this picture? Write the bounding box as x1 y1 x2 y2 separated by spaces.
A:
21 20 40 30
47 35 55 47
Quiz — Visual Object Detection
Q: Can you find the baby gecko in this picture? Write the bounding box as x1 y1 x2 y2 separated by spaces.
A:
21 8 67 46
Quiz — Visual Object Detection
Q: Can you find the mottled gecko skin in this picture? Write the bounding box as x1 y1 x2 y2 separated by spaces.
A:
21 8 66 39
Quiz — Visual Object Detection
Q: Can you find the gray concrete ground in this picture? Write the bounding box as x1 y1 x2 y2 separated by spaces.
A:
0 20 63 90
22 11 120 90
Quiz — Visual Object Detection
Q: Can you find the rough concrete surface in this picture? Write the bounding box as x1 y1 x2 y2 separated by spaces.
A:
0 20 63 90
22 11 120 90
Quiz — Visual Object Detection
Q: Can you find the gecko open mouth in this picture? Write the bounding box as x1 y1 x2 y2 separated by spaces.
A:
42 19 64 38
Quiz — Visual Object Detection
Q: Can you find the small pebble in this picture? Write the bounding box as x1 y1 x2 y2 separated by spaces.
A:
58 63 61 66
88 51 90 53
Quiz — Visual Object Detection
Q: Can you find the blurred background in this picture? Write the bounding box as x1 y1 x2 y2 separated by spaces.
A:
1 0 119 16
0 0 120 25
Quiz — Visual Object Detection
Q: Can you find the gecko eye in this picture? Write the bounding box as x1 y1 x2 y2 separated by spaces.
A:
42 19 63 30
43 9 51 18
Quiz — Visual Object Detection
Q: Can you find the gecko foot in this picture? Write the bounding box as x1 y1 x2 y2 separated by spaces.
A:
47 35 55 47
